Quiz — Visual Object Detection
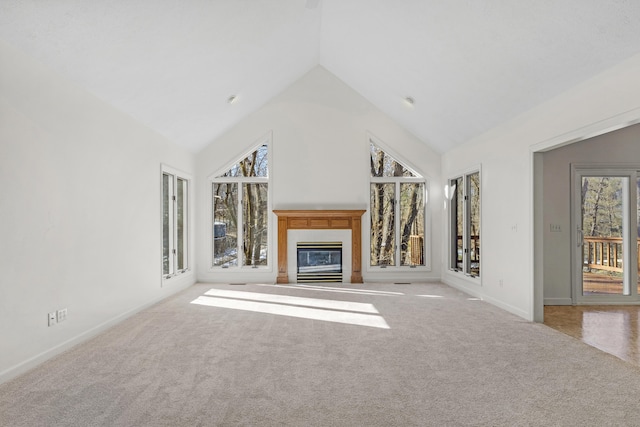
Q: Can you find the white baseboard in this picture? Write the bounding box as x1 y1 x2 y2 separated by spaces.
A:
442 277 531 321
544 298 573 306
363 277 441 283
0 279 195 386
481 293 531 320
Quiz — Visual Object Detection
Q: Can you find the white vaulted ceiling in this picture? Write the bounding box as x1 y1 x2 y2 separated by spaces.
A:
1 0 640 153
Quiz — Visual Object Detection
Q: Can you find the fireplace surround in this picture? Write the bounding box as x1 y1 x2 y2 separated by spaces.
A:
273 209 366 284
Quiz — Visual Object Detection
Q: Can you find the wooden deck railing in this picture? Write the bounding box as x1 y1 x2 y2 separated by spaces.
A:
409 235 424 265
583 236 640 273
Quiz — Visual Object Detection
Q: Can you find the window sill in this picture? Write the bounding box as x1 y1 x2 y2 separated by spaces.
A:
209 265 273 272
367 266 432 273
162 270 193 286
445 269 481 285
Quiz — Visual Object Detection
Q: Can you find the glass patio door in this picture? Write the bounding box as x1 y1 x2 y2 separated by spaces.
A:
573 168 639 303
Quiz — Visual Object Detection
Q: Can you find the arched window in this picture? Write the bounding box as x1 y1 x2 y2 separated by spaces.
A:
369 139 427 268
211 143 269 268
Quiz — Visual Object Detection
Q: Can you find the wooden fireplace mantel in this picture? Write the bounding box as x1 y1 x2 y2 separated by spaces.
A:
273 209 366 284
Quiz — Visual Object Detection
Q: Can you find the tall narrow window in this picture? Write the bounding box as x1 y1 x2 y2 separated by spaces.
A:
448 171 480 277
162 167 189 278
212 143 269 268
369 140 427 268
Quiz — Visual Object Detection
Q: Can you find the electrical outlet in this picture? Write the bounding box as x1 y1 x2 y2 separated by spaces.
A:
57 308 67 323
48 312 57 327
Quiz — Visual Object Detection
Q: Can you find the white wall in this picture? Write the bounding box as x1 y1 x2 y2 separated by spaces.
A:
196 66 442 284
441 52 640 321
542 124 640 304
0 41 196 383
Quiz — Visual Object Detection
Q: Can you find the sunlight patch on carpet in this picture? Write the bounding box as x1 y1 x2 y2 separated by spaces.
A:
203 289 379 313
191 289 390 329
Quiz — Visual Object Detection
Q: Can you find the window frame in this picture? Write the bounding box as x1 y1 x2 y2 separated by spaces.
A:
447 167 481 279
161 164 191 282
367 136 431 272
209 140 272 271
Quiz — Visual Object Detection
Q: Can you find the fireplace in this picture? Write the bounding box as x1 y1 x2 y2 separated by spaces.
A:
273 209 365 284
297 242 342 283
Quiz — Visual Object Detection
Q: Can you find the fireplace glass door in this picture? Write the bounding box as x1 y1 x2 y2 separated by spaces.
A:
297 242 342 283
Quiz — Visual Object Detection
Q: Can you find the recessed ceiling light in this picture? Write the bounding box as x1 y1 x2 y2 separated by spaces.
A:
227 95 238 104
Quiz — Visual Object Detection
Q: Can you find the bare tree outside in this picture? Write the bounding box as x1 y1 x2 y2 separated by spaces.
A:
581 176 624 286
582 177 623 239
370 182 395 265
243 183 268 266
400 182 425 265
213 183 238 266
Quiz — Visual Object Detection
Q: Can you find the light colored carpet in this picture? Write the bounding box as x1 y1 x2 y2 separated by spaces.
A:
2 282 640 426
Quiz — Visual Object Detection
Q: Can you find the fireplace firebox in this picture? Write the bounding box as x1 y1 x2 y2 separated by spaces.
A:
297 242 342 283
